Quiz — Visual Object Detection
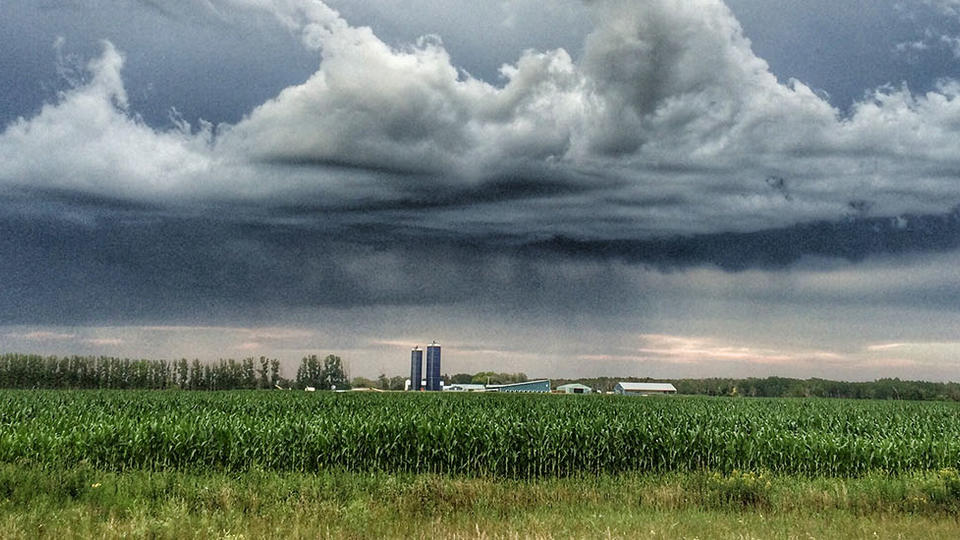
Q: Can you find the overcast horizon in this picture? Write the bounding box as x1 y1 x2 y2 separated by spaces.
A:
4 0 960 381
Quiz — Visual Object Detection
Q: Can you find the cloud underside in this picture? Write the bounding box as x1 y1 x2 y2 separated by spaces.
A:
4 206 960 326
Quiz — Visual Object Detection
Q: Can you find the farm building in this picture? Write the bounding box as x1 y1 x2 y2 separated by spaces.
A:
556 383 592 394
614 382 677 395
486 380 551 393
444 383 487 392
404 379 443 391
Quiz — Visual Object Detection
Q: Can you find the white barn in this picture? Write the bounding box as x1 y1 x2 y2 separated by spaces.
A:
444 383 487 392
556 383 593 394
614 382 677 395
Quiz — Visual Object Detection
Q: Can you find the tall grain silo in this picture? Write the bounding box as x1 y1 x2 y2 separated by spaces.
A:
426 341 442 391
410 346 423 391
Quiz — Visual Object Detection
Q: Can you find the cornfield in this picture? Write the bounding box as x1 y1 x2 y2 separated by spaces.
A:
1 390 959 477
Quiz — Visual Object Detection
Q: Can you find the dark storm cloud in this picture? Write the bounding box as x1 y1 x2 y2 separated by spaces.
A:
529 207 960 270
0 201 628 324
270 169 614 214
6 187 960 326
3 186 161 213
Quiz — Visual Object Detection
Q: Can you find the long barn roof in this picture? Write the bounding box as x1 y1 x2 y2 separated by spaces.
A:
616 382 676 392
486 379 550 389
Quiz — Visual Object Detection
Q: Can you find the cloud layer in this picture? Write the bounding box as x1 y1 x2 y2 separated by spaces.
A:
5 0 960 242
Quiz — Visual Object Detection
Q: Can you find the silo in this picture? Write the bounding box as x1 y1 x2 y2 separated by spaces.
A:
410 346 423 391
425 341 442 391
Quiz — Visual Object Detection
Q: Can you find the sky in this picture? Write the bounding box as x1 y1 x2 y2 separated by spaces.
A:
3 0 960 381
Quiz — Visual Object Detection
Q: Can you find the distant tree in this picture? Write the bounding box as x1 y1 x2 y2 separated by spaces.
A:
269 359 280 388
157 359 170 389
321 355 348 390
203 364 213 390
189 359 202 390
470 372 491 385
350 376 377 389
470 372 528 385
296 355 321 389
450 373 473 384
257 357 270 389
176 359 189 388
294 354 348 390
242 357 256 389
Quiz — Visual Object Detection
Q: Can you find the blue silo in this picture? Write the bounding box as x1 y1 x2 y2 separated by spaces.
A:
425 341 442 391
410 346 423 391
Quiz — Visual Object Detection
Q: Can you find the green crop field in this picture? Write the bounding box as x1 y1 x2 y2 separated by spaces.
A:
3 390 960 537
2 390 960 477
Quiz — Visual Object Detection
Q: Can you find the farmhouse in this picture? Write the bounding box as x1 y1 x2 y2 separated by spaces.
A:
556 383 592 394
614 382 677 395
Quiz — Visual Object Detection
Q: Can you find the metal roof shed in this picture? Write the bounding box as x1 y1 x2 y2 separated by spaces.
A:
556 383 592 394
444 383 487 392
614 382 677 395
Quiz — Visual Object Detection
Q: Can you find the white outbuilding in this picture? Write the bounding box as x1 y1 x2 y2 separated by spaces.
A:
614 382 677 395
444 383 487 392
556 383 593 394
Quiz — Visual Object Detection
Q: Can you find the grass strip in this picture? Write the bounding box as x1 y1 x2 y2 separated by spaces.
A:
1 465 960 538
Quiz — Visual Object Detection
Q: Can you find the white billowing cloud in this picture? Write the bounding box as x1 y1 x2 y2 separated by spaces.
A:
210 0 960 229
221 0 591 179
578 0 776 156
7 0 960 235
221 0 346 49
0 41 221 200
226 32 484 175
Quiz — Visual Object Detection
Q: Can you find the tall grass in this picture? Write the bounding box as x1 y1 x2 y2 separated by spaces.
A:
3 465 960 538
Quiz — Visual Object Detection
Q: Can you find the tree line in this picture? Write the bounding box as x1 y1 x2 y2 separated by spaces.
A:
551 375 960 401
0 353 348 391
3 353 957 400
349 371 529 391
672 376 960 401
